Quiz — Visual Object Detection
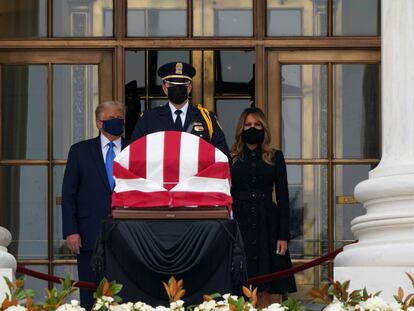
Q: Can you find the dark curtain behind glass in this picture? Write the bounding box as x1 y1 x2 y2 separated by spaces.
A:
0 66 30 254
0 0 45 38
363 65 380 158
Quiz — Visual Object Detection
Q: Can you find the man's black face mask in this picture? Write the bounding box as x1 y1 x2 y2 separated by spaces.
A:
167 85 188 105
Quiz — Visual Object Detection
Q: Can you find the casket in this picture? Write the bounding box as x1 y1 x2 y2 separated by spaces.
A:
111 131 232 219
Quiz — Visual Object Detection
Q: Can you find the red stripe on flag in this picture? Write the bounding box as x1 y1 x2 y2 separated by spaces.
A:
163 131 181 190
196 162 231 179
129 135 147 178
113 161 139 179
112 190 170 208
198 138 216 173
171 191 232 210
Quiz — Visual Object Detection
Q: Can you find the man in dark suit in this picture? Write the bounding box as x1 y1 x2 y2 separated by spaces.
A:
62 100 126 309
130 62 230 156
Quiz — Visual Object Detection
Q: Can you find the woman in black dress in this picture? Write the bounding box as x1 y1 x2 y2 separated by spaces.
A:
231 107 296 306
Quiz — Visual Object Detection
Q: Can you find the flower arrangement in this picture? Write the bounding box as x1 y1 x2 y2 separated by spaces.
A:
0 275 297 311
310 273 414 311
2 273 414 311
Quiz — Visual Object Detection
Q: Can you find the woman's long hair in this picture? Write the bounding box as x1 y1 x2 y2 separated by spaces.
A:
231 107 274 165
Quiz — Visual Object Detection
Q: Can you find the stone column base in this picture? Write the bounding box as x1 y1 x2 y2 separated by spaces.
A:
334 266 414 302
0 268 14 302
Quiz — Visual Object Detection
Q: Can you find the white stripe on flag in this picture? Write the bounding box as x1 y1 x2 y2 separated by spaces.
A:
170 176 231 195
146 131 164 186
215 147 228 163
179 133 199 181
114 177 166 193
115 145 130 170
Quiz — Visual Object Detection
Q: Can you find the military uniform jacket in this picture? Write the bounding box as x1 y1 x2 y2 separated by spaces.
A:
130 103 230 156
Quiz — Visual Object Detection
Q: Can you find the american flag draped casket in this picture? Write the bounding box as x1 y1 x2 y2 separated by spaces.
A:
111 131 232 210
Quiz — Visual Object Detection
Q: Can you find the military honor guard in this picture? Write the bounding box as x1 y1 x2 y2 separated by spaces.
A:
130 61 230 156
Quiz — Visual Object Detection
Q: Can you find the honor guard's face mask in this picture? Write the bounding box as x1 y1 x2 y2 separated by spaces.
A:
167 84 189 105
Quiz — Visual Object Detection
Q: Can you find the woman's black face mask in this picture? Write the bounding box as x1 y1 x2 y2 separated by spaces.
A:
241 127 265 145
167 85 189 104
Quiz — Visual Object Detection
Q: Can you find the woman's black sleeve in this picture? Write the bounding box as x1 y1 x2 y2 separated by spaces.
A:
274 150 291 241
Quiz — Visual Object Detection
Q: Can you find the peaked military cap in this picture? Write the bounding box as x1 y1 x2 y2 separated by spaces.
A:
158 62 196 84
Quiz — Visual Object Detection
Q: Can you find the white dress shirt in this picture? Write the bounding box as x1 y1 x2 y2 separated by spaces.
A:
169 101 189 127
100 134 122 163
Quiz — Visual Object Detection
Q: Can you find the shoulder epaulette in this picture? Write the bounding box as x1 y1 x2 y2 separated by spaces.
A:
197 104 213 141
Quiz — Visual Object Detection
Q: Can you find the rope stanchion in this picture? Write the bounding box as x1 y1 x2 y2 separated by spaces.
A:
16 265 97 290
16 244 351 289
247 246 344 285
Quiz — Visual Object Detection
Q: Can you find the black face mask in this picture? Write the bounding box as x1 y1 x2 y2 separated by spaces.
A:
241 127 265 145
167 85 188 104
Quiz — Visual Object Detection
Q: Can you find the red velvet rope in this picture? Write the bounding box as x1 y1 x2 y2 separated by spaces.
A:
16 245 346 289
247 246 344 285
16 265 97 290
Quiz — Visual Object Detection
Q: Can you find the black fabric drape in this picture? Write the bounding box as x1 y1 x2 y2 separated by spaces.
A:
92 219 247 306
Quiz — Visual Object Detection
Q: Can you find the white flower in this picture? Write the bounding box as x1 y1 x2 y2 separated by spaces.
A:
388 302 403 311
197 300 217 311
133 302 155 311
102 297 115 304
323 301 347 311
93 300 104 310
5 306 27 311
142 305 156 311
154 305 170 311
94 296 116 310
109 303 134 311
56 300 85 311
170 300 184 311
359 297 389 311
261 303 287 311
133 302 146 309
406 307 414 311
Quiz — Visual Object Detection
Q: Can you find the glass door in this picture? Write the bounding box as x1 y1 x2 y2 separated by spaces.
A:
267 50 381 299
0 50 112 299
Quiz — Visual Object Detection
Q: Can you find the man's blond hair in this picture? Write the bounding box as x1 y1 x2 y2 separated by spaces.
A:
95 100 125 119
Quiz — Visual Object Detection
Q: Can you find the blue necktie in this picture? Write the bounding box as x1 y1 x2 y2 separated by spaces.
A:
105 142 116 190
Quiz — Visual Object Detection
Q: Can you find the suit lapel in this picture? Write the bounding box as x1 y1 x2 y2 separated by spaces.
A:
183 104 198 131
90 136 111 192
121 137 127 150
158 104 176 131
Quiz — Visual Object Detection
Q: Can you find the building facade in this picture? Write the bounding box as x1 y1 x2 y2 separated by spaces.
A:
0 0 381 301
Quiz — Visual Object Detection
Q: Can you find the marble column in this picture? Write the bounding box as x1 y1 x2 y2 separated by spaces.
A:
334 0 414 301
0 226 16 302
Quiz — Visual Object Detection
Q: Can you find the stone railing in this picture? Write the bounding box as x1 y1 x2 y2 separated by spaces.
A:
0 226 16 301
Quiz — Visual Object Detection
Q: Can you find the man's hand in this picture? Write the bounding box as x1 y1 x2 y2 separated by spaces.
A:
276 240 288 255
66 234 82 254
